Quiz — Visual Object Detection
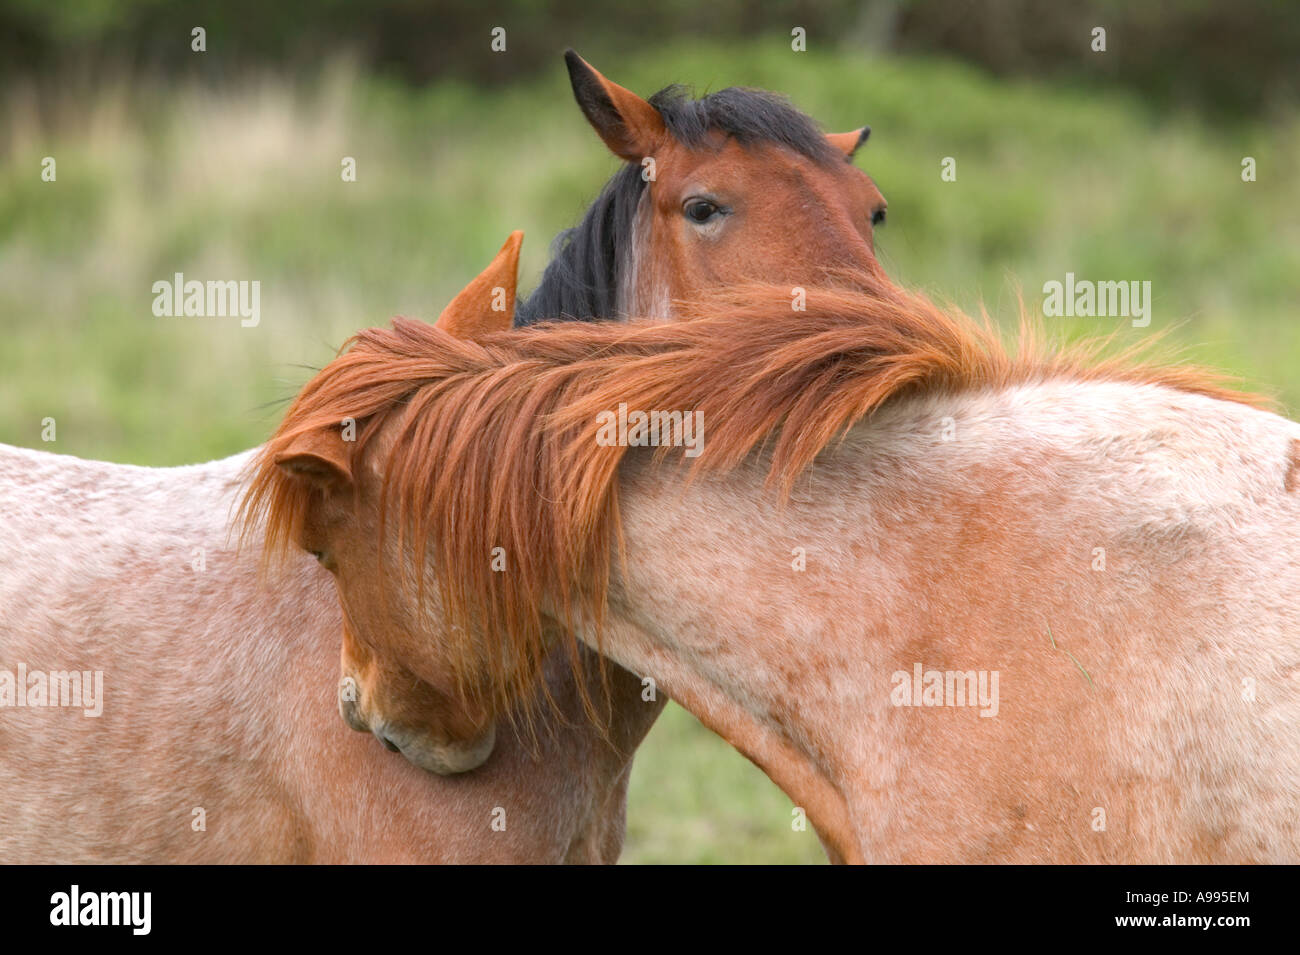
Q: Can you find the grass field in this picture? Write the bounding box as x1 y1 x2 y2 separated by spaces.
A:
2 40 1297 863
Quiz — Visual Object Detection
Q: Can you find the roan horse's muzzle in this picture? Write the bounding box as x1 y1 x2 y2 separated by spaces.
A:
339 682 496 775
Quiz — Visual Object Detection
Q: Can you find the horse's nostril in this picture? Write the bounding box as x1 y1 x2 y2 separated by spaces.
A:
380 735 400 753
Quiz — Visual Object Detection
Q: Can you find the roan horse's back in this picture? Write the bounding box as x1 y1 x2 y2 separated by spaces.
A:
0 446 300 861
799 380 1300 861
0 444 656 862
867 381 1300 862
612 377 1300 861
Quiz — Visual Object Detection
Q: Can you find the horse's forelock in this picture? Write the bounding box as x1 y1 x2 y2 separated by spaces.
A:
649 85 841 165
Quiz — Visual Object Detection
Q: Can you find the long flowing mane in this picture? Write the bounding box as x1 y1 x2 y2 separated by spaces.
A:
513 85 843 326
241 275 1258 709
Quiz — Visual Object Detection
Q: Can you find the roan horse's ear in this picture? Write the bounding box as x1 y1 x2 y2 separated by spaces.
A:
826 126 871 161
435 231 523 341
564 49 666 163
273 427 353 490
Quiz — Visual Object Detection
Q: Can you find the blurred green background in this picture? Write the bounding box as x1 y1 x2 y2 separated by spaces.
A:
1 2 1296 864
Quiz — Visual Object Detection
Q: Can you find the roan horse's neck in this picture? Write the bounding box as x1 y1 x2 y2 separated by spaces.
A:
596 379 1300 863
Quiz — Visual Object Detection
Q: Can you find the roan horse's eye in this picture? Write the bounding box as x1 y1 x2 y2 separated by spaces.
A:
683 199 723 224
871 207 887 227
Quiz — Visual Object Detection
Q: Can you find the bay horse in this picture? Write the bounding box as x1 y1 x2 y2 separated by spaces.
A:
248 241 1300 864
516 50 889 324
0 50 891 859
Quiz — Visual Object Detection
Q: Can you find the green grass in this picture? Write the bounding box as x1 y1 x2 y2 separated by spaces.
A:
623 704 828 865
1 40 1296 863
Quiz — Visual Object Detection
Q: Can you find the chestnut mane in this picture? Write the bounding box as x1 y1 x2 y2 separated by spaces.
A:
239 275 1257 709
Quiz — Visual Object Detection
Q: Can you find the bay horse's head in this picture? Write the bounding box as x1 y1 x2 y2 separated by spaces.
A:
245 236 532 775
514 51 890 325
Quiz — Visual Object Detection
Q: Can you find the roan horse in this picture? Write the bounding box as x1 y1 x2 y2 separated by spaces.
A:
0 53 888 860
0 444 649 862
311 52 892 770
248 242 1300 864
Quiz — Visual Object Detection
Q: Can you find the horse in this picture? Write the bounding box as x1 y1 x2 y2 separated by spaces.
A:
301 50 894 772
0 445 654 862
0 49 891 859
247 241 1300 864
515 50 889 325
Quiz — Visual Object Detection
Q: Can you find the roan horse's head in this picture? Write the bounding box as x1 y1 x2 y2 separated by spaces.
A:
515 51 890 325
246 236 530 775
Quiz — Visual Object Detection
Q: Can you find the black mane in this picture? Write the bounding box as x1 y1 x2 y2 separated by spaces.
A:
514 85 840 326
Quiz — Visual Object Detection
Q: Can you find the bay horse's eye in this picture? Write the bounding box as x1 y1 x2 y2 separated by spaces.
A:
683 199 722 224
871 208 887 227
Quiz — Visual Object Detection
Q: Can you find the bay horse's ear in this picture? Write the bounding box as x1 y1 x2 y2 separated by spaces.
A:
564 49 666 163
436 231 523 341
827 126 871 160
273 428 352 490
